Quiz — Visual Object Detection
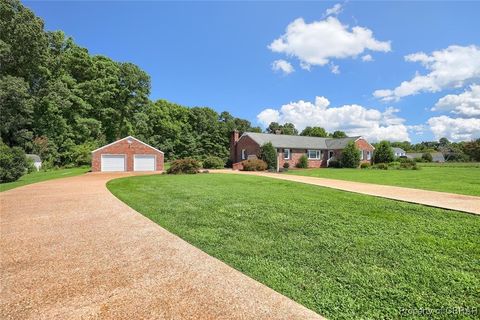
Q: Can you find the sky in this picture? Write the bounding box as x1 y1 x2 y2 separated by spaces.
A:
25 1 480 143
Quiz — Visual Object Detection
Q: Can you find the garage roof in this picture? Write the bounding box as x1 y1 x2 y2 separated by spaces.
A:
91 136 164 154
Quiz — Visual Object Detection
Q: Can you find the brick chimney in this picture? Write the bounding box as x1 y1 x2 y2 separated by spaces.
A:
230 130 239 163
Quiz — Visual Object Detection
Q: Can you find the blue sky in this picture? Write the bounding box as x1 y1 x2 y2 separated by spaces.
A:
25 1 480 142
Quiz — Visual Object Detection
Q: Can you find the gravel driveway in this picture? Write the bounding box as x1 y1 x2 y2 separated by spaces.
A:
0 173 322 320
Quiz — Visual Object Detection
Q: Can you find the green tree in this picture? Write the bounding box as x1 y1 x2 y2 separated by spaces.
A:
422 152 433 162
463 139 480 161
0 76 33 147
0 142 28 182
331 130 347 138
259 142 277 170
374 141 394 163
301 126 328 137
340 141 361 168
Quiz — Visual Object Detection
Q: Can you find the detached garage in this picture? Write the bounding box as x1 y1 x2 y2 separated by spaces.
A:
91 136 164 172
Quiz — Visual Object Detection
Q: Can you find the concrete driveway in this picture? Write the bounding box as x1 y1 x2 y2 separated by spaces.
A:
213 170 480 215
0 173 322 320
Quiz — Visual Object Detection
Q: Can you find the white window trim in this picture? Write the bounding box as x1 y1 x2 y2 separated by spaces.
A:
307 149 321 160
241 149 246 160
283 148 291 160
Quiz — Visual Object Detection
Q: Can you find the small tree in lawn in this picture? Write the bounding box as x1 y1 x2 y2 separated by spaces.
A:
259 142 277 170
374 141 394 164
340 141 361 168
422 152 433 162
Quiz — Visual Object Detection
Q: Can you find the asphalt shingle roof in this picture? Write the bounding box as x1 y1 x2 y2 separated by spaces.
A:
241 132 361 150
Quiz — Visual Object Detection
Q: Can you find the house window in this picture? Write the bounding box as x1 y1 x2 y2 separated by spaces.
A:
307 150 321 160
283 148 291 160
366 151 371 160
241 149 246 160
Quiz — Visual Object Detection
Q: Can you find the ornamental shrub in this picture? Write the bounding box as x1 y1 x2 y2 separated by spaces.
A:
0 143 28 183
340 141 361 168
422 152 433 162
259 142 277 170
242 159 267 171
296 155 308 168
202 156 225 169
328 160 341 168
283 162 290 169
167 158 200 174
360 162 371 169
372 163 388 170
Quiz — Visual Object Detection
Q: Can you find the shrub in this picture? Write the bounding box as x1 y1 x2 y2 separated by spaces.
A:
360 162 371 169
167 158 200 174
328 160 341 168
374 141 394 164
283 162 290 169
259 142 277 170
242 159 267 171
26 157 37 173
296 155 308 168
400 161 418 170
202 156 225 169
422 152 433 162
0 143 28 183
372 163 388 170
340 141 361 168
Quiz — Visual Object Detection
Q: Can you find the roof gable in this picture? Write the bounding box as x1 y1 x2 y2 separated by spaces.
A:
91 136 164 154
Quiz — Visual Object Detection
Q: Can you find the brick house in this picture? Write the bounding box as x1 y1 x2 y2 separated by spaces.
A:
230 131 374 170
91 136 164 172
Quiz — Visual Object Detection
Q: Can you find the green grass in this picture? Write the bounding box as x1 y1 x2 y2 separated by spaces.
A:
0 166 90 192
286 166 480 196
108 174 480 320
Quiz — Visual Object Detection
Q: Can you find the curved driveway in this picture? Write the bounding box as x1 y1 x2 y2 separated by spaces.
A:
0 173 322 320
213 170 480 215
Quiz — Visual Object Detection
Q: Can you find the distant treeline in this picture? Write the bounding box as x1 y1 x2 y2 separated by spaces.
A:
0 0 260 168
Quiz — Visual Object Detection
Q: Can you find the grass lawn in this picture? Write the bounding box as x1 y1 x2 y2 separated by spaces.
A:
108 174 480 320
286 166 480 196
0 166 90 192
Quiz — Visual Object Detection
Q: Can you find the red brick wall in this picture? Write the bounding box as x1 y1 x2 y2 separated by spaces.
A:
278 149 326 169
234 136 261 163
91 138 164 172
355 138 375 163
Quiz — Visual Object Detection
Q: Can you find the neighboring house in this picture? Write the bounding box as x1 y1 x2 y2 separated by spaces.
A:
230 131 374 170
26 154 42 171
393 147 406 157
406 152 445 162
91 136 164 172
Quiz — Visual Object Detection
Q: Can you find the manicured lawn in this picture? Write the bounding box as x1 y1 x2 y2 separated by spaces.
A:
286 166 480 196
0 166 90 192
108 174 480 320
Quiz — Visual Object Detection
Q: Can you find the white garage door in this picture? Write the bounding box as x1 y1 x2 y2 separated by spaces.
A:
101 155 126 172
134 155 156 171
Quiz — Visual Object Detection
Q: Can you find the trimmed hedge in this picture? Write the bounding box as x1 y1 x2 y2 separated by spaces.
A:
167 158 200 174
242 159 267 171
202 156 225 169
296 155 308 168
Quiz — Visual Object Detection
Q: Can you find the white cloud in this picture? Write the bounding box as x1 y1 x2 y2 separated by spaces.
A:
361 54 373 62
428 116 480 141
256 96 410 142
374 45 480 101
268 16 391 71
432 84 480 117
330 63 340 74
325 3 343 17
271 59 295 75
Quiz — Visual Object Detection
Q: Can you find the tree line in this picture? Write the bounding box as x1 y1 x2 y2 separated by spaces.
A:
0 0 260 169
